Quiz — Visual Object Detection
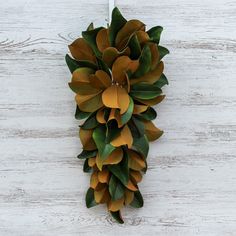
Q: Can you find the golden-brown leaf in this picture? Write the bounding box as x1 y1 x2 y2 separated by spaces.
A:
124 189 134 205
96 28 110 53
88 157 96 167
144 120 163 141
130 170 142 183
90 71 111 90
76 92 103 112
102 47 131 68
116 20 145 50
136 30 149 45
130 61 164 85
126 179 138 191
111 125 133 148
72 67 94 82
127 149 146 171
90 171 99 189
135 95 165 106
94 186 107 203
98 169 110 183
133 104 148 114
112 56 139 84
108 197 124 212
102 85 130 114
100 188 110 203
79 128 97 150
103 148 123 165
69 38 96 62
96 108 107 124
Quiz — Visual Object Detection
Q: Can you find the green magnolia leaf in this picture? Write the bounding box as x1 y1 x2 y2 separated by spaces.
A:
128 116 145 138
137 107 157 121
75 105 91 120
97 57 111 76
133 45 151 78
82 27 104 57
130 190 143 208
121 97 134 125
75 60 98 70
86 188 97 208
130 83 162 100
133 135 149 158
109 175 125 201
80 112 99 129
110 211 124 224
108 150 129 186
158 46 169 60
106 120 121 143
109 7 127 46
147 26 163 45
65 54 80 73
128 34 141 59
83 159 92 173
153 73 169 88
92 125 115 160
77 150 97 159
87 22 94 31
65 54 97 73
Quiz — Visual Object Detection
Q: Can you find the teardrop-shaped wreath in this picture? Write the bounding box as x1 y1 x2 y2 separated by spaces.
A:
65 7 169 223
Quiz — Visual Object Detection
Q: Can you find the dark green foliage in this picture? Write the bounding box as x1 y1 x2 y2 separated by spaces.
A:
85 188 97 208
109 175 125 200
77 150 97 159
75 105 91 120
109 7 127 46
130 190 144 208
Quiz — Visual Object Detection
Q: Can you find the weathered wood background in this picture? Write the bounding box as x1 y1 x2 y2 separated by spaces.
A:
1 0 236 235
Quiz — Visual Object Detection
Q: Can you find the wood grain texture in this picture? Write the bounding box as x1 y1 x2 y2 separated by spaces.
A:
1 0 236 235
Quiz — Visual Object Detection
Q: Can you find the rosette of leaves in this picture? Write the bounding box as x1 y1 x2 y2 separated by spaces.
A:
66 7 169 224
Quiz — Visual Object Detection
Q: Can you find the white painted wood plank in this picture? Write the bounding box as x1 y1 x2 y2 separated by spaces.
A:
0 0 236 235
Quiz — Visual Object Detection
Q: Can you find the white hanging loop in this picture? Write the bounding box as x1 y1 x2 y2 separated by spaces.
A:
109 0 115 24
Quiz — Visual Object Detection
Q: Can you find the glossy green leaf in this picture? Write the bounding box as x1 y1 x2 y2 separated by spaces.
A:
108 151 129 186
128 34 141 59
65 54 97 73
77 150 97 159
130 83 162 100
137 107 157 121
110 211 124 224
147 26 163 45
128 116 145 138
80 112 99 129
75 105 91 120
109 7 127 46
75 60 98 70
92 125 115 160
82 27 103 57
109 175 125 201
87 22 94 31
86 188 97 208
133 135 149 158
83 159 92 172
97 57 111 76
65 54 80 73
158 46 169 60
130 190 143 208
133 45 151 78
153 73 169 88
121 97 134 125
